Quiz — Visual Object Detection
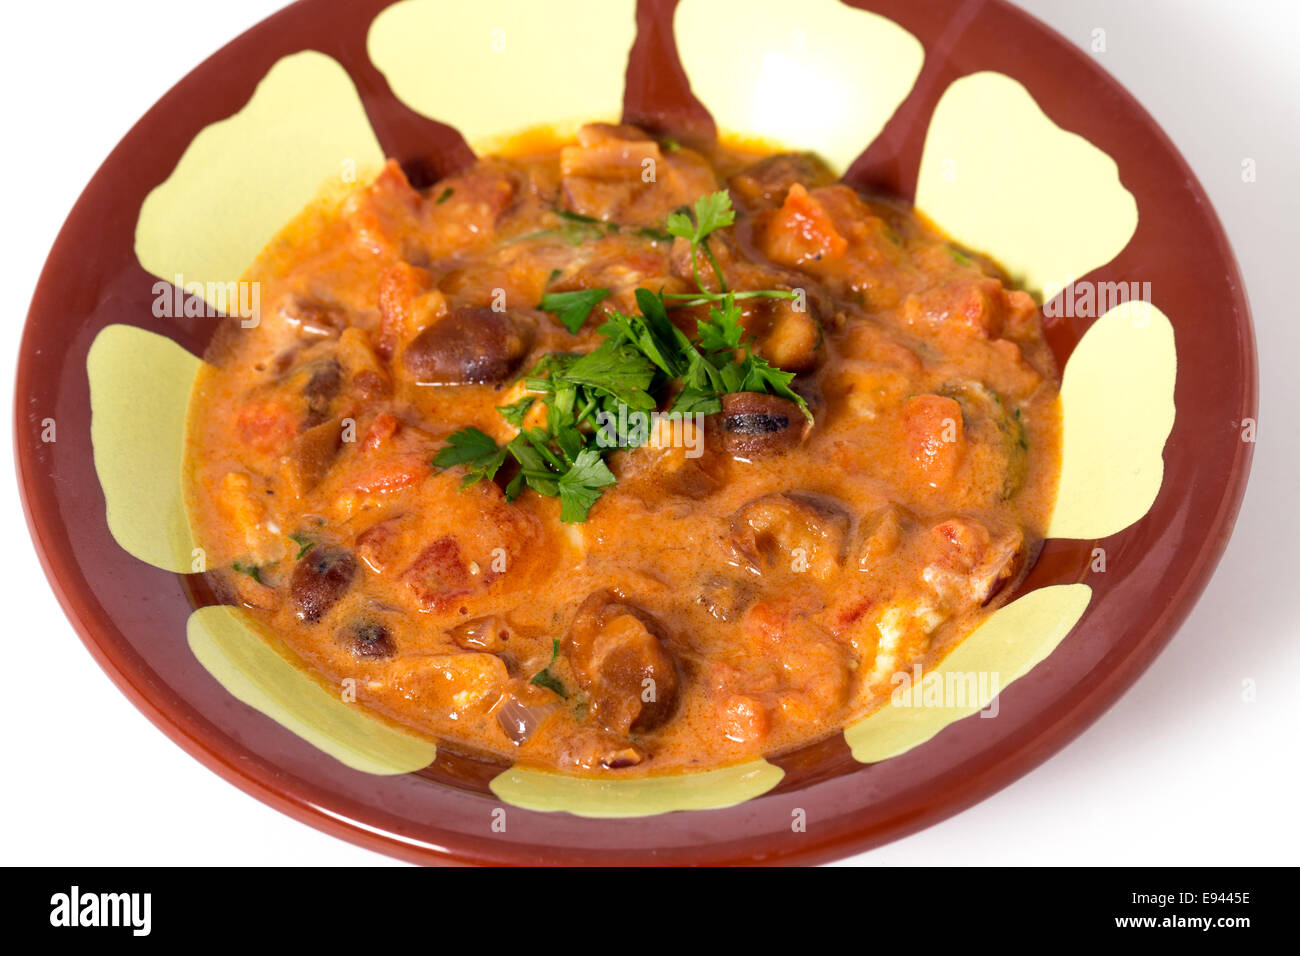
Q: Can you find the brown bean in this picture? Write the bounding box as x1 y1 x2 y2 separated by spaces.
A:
696 575 757 623
291 546 357 623
402 307 530 385
346 619 395 659
728 493 850 581
565 592 678 735
303 358 342 403
707 392 806 460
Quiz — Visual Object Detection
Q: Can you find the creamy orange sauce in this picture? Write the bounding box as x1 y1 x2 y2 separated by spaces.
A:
185 124 1061 775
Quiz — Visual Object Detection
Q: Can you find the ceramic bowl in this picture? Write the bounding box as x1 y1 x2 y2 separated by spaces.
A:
15 0 1255 865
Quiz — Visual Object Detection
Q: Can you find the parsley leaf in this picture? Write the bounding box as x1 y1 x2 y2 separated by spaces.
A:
506 433 560 498
599 289 692 379
530 638 568 698
496 396 536 428
433 427 507 486
538 288 611 334
692 190 736 240
697 294 745 352
562 339 657 411
667 190 736 293
557 448 617 523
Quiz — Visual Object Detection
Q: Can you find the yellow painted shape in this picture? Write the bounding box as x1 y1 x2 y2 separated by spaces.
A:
369 0 636 149
490 759 784 818
88 324 201 573
136 51 383 305
845 584 1092 763
1048 300 1177 539
675 0 923 171
188 605 437 775
916 72 1138 296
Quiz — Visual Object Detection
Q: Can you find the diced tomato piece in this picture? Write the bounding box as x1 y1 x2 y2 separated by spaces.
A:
901 394 964 484
376 261 432 359
362 413 401 451
236 401 297 453
762 183 848 267
403 536 472 611
349 452 430 495
355 518 401 574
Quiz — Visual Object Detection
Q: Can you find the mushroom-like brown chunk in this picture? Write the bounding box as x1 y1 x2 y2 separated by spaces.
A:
559 123 717 227
728 152 839 210
729 493 850 582
402 306 531 385
706 392 807 460
291 546 357 623
564 592 679 735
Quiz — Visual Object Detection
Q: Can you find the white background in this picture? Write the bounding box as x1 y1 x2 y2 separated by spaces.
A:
1 0 1295 867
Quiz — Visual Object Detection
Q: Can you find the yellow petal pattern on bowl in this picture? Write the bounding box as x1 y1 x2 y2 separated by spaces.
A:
489 759 784 818
1048 300 1177 539
135 51 383 305
675 0 923 171
368 0 637 151
88 324 201 573
844 583 1092 763
188 606 437 775
916 72 1138 296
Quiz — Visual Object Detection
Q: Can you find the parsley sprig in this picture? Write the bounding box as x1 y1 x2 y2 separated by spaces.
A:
432 190 812 522
662 191 799 309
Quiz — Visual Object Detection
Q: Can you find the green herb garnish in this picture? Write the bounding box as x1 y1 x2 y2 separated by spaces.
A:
530 638 568 698
432 427 508 487
496 396 536 428
435 187 454 204
289 533 314 560
231 561 264 583
538 288 612 335
667 191 735 293
434 190 813 520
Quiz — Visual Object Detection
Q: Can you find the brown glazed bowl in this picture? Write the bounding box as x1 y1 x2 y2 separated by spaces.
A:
15 0 1256 865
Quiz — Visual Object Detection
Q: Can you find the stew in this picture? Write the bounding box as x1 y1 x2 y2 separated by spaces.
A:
185 123 1061 774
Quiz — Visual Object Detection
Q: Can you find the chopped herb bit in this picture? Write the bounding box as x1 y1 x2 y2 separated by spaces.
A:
433 427 507 486
696 295 745 353
530 637 568 697
538 288 612 334
512 208 670 247
231 561 263 583
661 137 681 152
289 533 314 560
556 448 617 523
666 190 735 245
531 670 566 697
667 190 736 293
496 396 536 428
435 187 454 204
561 339 657 411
